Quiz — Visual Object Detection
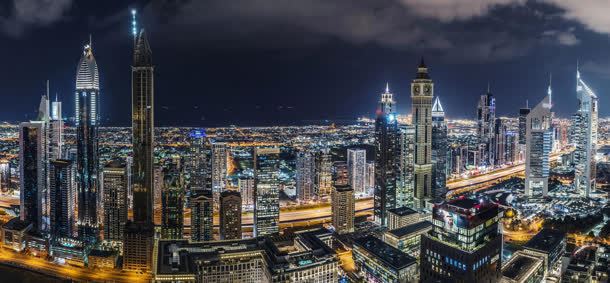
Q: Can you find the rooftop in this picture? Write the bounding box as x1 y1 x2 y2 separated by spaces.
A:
388 206 418 217
387 221 432 238
2 217 32 231
353 236 416 270
502 253 542 281
524 228 566 254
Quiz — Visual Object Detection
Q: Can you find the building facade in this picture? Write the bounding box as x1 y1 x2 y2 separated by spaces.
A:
347 148 367 195
331 184 354 234
102 160 128 241
19 121 46 231
375 84 399 226
49 159 76 238
431 97 447 203
254 147 281 236
296 150 315 202
411 60 434 209
219 190 242 240
525 84 553 197
190 189 213 241
573 69 598 198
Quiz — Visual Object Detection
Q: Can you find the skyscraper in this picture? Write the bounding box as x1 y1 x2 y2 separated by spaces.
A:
161 165 184 240
574 69 598 197
49 159 76 238
525 81 553 197
102 160 128 242
253 147 280 237
477 85 496 167
518 102 531 162
420 198 503 282
188 129 212 193
347 148 366 195
315 149 333 198
296 150 315 202
19 121 46 231
397 125 415 208
331 184 354 234
219 190 242 240
374 83 399 226
124 15 155 272
238 177 254 207
211 142 227 192
49 91 64 161
411 60 434 209
75 38 100 242
190 189 213 241
431 97 447 203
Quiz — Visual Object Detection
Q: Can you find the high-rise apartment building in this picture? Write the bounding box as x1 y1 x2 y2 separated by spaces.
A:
397 125 415 208
49 159 76 238
315 149 333 198
420 198 503 282
411 60 434 209
211 142 227 192
188 129 212 192
49 93 64 161
365 161 375 192
190 189 213 241
219 190 242 240
573 69 598 197
253 147 280 237
375 83 399 226
477 86 496 167
525 82 553 197
102 160 128 241
75 39 100 242
238 177 254 207
296 150 315 202
19 121 46 232
331 184 354 234
161 165 184 240
431 97 447 203
347 148 366 195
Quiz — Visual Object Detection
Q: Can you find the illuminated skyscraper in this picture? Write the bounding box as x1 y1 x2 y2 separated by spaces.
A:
253 147 280 236
477 85 496 167
188 129 212 193
296 150 315 202
19 121 46 232
525 81 553 197
190 189 213 241
219 190 242 240
211 142 227 192
161 165 184 240
411 60 434 209
347 148 366 195
75 38 100 242
431 97 447 202
49 87 64 161
49 159 76 238
124 11 155 272
374 83 399 226
315 149 333 197
518 102 530 162
331 184 354 234
397 125 415 208
574 69 598 198
102 161 128 242
238 177 254 207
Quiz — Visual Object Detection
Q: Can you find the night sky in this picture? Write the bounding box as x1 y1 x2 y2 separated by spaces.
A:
0 0 609 126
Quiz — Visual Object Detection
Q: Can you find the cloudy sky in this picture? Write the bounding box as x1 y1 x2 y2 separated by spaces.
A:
0 0 609 126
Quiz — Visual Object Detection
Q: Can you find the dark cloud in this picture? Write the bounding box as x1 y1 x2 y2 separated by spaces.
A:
0 0 72 36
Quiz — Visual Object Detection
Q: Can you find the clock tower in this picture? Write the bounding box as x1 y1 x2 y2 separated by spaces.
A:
411 58 434 209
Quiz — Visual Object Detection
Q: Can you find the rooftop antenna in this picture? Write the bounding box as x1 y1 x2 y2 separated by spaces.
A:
576 59 580 79
548 73 552 107
89 34 92 49
131 9 138 39
526 99 529 109
46 80 49 98
487 82 490 93
385 82 389 93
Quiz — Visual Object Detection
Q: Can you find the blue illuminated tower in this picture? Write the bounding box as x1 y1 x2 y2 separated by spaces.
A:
374 83 399 226
74 36 100 242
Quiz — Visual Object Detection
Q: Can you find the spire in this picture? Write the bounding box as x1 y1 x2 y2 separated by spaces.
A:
432 96 444 116
89 34 92 49
415 57 430 79
576 59 580 79
131 9 138 38
526 99 529 109
385 82 389 93
419 57 426 68
548 73 552 107
46 80 49 98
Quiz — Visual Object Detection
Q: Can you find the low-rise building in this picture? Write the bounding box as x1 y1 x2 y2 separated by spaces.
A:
88 249 117 269
384 221 432 259
500 250 545 283
387 207 420 230
522 228 566 275
1 217 32 252
353 236 418 283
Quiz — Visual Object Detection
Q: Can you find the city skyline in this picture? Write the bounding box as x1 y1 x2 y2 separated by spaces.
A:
1 1 610 126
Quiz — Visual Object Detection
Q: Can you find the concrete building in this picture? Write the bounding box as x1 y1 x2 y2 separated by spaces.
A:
387 206 420 230
219 190 242 240
353 236 418 283
102 160 128 242
411 60 434 209
331 184 354 234
254 147 280 236
525 82 553 197
347 148 367 195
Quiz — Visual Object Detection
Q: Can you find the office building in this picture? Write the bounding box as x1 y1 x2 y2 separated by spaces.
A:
153 228 338 283
347 148 367 195
253 147 280 236
190 189 213 241
102 160 128 241
238 177 254 207
49 93 64 161
387 206 420 230
123 221 154 272
49 159 76 238
219 190 242 240
366 161 375 192
412 60 434 209
161 166 184 240
501 251 546 283
211 142 227 192
397 125 415 208
384 220 433 259
0 161 9 192
315 148 333 198
525 81 553 197
518 103 530 162
353 236 418 283
573 69 598 197
375 83 399 226
477 85 496 167
188 129 212 192
431 97 447 203
522 228 566 274
19 121 46 232
296 150 315 202
333 161 349 186
331 184 354 234
74 38 101 242
420 198 503 282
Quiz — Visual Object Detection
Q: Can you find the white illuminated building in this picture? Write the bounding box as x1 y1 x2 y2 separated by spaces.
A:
525 78 552 197
573 68 598 198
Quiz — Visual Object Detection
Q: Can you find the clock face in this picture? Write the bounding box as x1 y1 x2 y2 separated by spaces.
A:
413 85 420 95
424 84 431 95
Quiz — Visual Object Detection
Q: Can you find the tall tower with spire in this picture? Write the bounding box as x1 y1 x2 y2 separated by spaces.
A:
374 83 399 226
574 68 598 197
431 97 447 202
525 77 553 197
477 84 496 167
74 37 100 242
123 9 155 272
411 59 434 209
